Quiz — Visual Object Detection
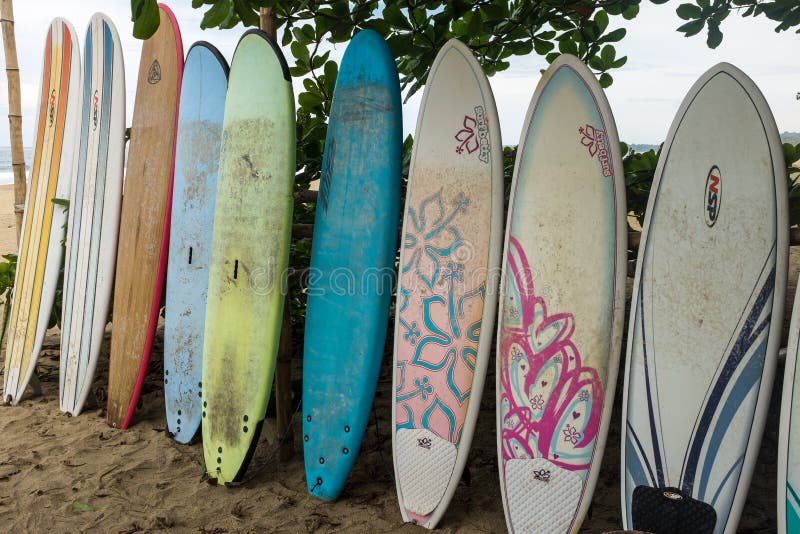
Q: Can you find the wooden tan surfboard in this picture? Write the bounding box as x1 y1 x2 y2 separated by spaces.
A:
106 4 182 429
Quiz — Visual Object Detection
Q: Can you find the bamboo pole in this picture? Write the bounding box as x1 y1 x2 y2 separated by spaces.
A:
0 0 25 242
261 6 295 461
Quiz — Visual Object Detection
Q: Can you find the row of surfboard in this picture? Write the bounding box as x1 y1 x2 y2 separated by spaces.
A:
4 3 800 534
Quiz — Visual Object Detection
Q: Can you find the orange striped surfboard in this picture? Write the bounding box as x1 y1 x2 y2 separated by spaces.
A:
3 18 81 404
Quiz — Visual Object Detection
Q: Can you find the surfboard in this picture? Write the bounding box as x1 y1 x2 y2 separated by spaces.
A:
302 29 402 501
496 54 626 534
781 282 800 534
621 63 787 534
201 29 294 485
391 39 503 528
106 4 182 429
163 42 228 444
59 13 125 417
3 18 81 405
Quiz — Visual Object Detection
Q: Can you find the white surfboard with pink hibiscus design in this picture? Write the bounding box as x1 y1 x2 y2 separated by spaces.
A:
496 54 626 533
391 38 503 529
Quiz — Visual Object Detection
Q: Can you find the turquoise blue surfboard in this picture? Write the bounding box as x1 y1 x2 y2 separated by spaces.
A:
302 29 402 501
164 42 228 444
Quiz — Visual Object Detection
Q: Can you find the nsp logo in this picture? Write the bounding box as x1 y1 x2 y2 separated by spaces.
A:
705 166 721 227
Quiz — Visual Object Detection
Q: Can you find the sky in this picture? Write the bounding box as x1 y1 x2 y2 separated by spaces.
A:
0 0 797 147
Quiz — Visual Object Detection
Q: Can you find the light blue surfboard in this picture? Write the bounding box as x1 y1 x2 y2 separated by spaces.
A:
302 29 402 501
164 41 228 443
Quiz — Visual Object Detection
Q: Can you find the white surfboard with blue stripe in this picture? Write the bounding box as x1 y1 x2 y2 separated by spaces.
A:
621 63 787 534
780 277 800 534
59 13 125 416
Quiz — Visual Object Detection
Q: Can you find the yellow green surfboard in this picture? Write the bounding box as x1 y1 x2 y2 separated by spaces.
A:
201 29 295 485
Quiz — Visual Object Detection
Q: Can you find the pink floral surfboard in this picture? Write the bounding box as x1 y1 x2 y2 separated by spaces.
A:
391 39 503 529
496 54 626 533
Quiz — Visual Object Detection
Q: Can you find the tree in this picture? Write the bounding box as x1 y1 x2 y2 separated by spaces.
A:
665 0 800 49
128 0 800 270
0 0 24 240
132 0 640 203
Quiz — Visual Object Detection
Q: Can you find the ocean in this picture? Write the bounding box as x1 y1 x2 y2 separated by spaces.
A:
0 146 33 186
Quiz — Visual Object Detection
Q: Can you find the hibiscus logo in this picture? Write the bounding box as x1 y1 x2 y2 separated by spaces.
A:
578 124 612 177
455 106 490 163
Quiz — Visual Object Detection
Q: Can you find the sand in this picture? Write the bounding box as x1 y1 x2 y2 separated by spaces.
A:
0 180 793 533
0 184 18 255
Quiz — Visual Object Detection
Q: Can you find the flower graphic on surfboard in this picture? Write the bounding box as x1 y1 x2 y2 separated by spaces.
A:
392 38 502 530
499 236 603 467
498 235 607 533
394 188 490 526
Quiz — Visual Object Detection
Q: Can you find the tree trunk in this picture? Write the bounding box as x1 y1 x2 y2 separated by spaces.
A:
0 0 25 242
261 6 294 461
259 7 276 41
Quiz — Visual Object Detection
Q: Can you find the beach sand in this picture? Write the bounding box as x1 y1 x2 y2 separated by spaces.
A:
0 181 792 532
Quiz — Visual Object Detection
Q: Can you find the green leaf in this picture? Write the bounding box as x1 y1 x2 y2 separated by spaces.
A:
71 502 93 512
465 12 482 35
290 41 310 64
302 78 317 92
288 65 308 77
533 38 555 55
233 0 259 27
600 28 626 42
51 197 69 210
298 92 324 108
387 34 414 56
623 4 640 20
200 0 233 29
558 37 578 55
383 3 411 30
301 24 315 42
594 11 609 33
588 55 605 71
511 41 534 55
361 19 391 36
131 0 160 39
783 143 798 165
292 27 311 45
706 21 723 47
676 3 703 19
600 44 616 65
677 18 705 36
599 72 613 88
481 3 506 20
314 13 336 38
323 60 338 82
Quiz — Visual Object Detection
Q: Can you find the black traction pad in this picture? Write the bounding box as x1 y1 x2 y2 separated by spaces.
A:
632 486 717 534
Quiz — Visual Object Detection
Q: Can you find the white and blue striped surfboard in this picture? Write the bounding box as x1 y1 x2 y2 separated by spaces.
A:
621 63 787 534
59 13 125 416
